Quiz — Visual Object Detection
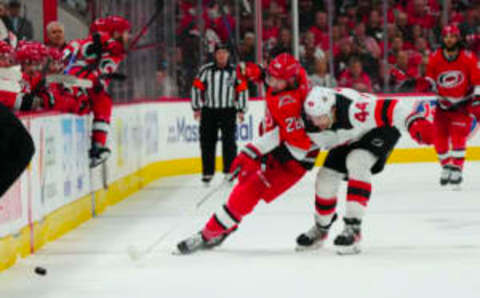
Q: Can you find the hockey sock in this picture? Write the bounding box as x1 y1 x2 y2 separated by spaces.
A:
92 120 110 145
314 195 337 226
202 204 240 240
451 148 465 170
345 179 371 219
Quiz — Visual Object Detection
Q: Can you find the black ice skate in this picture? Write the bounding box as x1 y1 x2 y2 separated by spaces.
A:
175 231 231 255
440 165 452 186
202 175 213 187
296 213 338 251
89 143 111 168
449 167 463 190
334 218 362 255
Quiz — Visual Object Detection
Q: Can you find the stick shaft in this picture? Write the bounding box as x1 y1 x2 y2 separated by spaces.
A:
129 5 163 50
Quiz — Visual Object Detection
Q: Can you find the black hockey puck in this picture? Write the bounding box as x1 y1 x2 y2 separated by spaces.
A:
34 266 47 276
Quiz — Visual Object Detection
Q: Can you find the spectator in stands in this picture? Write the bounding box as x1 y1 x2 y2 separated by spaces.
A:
300 31 325 74
389 50 418 92
406 0 436 31
345 4 360 29
351 22 380 59
65 0 88 15
357 0 373 21
461 8 480 55
0 1 12 31
338 57 372 92
411 24 424 44
414 36 431 57
45 21 67 51
351 29 380 90
366 10 383 42
329 24 342 56
266 0 287 16
270 27 292 57
299 0 315 32
240 32 255 62
396 11 412 45
309 56 336 88
460 7 480 36
388 35 404 64
379 23 399 57
309 11 328 46
335 37 354 76
263 14 280 49
7 0 33 40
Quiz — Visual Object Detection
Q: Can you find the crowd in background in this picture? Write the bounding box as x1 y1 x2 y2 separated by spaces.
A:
172 0 480 97
3 0 480 99
0 0 33 40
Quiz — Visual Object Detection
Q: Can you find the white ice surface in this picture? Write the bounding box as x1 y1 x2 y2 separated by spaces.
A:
1 163 480 298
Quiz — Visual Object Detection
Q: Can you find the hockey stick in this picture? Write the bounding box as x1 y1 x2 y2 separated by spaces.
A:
195 167 240 208
241 0 252 15
127 168 240 261
127 227 175 261
128 3 163 51
101 161 108 190
46 74 93 88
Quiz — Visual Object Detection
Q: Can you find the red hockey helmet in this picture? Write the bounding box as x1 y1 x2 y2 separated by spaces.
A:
15 42 48 64
90 15 131 35
442 24 460 38
267 53 300 80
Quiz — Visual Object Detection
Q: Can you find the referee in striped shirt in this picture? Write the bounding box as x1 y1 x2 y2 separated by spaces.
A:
191 44 249 185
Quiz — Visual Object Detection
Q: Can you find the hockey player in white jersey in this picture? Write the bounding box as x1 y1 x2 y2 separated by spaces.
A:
296 87 434 254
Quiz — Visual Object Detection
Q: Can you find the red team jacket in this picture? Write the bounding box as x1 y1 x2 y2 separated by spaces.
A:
426 49 480 109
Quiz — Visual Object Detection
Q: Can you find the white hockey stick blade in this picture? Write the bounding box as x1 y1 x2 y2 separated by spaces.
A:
46 74 93 88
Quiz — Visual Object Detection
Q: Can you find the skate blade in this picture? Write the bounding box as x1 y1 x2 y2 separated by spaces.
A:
172 248 186 255
295 241 325 252
172 245 194 255
336 244 361 255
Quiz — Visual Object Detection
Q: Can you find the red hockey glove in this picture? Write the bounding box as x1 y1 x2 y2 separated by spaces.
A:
236 62 263 83
230 144 261 176
409 118 435 145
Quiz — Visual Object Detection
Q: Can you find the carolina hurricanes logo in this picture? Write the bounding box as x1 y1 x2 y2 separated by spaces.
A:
437 71 464 88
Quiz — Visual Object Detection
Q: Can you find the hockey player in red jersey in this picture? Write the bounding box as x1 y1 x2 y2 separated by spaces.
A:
176 53 318 254
43 46 91 114
425 24 480 187
0 41 54 111
63 15 130 167
296 87 434 254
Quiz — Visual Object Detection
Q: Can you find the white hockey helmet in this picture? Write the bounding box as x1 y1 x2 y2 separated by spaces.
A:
304 86 336 117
